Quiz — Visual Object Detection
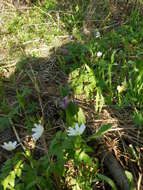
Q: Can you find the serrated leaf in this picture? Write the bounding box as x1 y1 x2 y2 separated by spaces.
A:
75 84 83 94
77 107 86 124
2 171 15 189
95 89 104 112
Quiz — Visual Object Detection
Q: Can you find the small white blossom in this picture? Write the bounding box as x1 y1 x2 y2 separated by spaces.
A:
1 141 17 151
117 85 122 93
96 31 100 38
134 67 139 72
97 51 102 57
32 123 44 141
117 81 127 93
67 123 86 136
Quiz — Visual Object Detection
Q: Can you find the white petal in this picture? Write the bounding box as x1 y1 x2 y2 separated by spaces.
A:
68 131 76 136
3 142 7 146
67 123 86 136
31 123 44 141
79 124 86 134
32 133 39 141
34 123 38 128
75 123 80 131
117 85 121 93
67 127 74 133
97 51 102 57
32 132 42 141
96 31 100 38
1 141 17 151
13 141 17 146
67 127 75 136
32 128 37 132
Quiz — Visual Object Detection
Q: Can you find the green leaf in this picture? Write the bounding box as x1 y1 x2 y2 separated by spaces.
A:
125 170 133 190
23 164 37 187
0 117 10 131
49 131 66 155
8 106 19 118
14 160 24 178
95 89 104 112
66 102 78 126
75 84 83 94
2 171 15 190
97 173 117 190
111 50 116 64
77 107 86 124
88 124 113 141
26 179 38 189
0 155 23 190
78 151 92 165
60 86 70 97
82 144 94 153
133 111 143 127
15 184 25 190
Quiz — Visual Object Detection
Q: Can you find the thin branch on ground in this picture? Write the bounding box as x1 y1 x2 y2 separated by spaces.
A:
9 118 26 151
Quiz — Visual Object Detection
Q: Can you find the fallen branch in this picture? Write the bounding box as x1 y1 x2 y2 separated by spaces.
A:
101 150 130 190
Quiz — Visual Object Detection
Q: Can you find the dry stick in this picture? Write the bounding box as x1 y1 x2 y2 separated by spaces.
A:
137 173 142 190
9 118 26 151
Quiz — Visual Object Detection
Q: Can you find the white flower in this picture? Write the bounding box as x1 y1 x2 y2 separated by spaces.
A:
97 51 102 57
67 123 86 136
96 31 100 38
1 141 17 151
32 123 44 141
117 85 122 93
117 81 127 93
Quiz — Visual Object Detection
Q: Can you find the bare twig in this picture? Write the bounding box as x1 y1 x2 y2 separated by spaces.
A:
9 118 26 151
137 173 142 190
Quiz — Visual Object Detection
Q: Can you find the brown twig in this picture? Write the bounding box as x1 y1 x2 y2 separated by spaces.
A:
137 173 142 190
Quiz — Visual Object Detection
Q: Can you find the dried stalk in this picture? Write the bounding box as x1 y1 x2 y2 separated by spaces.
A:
9 118 26 151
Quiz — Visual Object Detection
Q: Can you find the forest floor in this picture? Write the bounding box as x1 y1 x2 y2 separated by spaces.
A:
0 1 143 190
